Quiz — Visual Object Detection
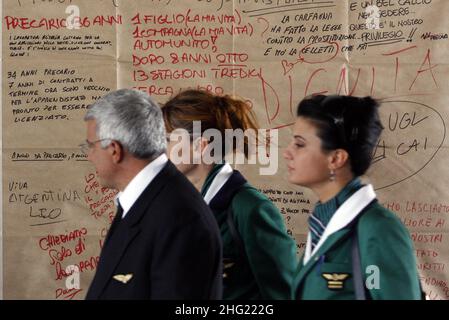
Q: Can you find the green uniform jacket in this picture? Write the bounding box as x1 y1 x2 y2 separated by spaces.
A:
293 192 421 300
204 167 298 299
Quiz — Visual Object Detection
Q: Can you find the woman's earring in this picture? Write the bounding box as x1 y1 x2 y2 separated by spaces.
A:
329 169 336 181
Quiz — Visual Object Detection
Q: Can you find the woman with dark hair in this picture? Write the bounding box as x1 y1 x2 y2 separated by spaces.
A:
283 95 422 299
163 89 297 299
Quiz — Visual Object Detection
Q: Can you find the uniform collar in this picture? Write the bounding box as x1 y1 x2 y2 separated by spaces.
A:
313 178 362 230
115 153 168 218
304 184 376 264
204 167 247 212
202 163 233 205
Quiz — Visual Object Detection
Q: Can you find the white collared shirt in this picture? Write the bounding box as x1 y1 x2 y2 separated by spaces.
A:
115 153 168 219
203 163 233 205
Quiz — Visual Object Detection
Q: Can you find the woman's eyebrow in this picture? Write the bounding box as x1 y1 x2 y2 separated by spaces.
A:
293 135 306 142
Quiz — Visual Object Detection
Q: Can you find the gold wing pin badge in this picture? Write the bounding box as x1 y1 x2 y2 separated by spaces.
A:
113 274 133 284
322 273 350 290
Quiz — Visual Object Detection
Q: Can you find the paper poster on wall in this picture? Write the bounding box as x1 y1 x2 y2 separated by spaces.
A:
2 0 448 299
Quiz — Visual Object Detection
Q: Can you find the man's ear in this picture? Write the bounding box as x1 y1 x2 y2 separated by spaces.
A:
109 140 124 164
328 148 349 171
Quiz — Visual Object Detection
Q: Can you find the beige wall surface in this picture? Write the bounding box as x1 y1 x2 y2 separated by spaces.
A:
2 0 448 299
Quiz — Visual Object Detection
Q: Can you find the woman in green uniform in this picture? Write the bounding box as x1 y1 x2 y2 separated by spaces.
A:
162 89 297 299
283 95 422 300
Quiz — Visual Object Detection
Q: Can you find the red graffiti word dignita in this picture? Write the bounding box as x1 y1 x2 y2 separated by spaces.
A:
260 46 439 128
304 46 438 97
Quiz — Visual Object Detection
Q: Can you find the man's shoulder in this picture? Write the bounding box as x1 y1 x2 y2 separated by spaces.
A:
149 162 211 214
160 162 203 198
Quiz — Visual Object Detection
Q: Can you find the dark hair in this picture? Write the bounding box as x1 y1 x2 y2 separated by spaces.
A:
162 89 259 158
296 95 383 176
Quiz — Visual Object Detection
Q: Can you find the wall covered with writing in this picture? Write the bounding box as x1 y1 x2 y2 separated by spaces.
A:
2 0 448 299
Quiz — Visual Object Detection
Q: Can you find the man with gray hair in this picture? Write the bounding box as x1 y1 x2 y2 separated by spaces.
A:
82 89 222 299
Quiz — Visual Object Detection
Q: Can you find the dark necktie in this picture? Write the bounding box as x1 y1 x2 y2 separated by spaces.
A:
104 201 123 245
115 201 124 220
